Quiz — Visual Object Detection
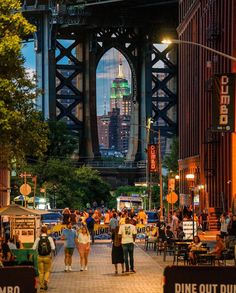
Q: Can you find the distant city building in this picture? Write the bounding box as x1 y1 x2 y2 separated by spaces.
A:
119 115 131 154
110 61 131 115
97 114 110 149
109 108 120 150
97 60 132 156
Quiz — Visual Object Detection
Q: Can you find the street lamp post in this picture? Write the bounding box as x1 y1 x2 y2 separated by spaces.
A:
146 118 152 210
158 129 163 220
132 121 162 212
162 39 236 61
186 173 196 239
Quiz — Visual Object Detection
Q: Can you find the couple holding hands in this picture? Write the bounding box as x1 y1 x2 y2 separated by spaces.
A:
61 222 91 272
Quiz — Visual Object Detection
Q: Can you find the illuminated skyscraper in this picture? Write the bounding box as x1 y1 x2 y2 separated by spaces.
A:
97 60 131 155
110 61 131 115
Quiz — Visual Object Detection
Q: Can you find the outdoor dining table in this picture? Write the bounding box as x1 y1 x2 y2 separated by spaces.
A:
173 241 191 265
195 252 215 266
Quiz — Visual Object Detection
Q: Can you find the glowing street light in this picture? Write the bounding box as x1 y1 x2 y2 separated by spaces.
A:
185 173 196 238
162 39 236 62
186 173 195 180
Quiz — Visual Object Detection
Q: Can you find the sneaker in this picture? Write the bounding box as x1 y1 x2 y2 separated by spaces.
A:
80 267 84 271
64 266 68 272
68 266 72 272
84 266 88 271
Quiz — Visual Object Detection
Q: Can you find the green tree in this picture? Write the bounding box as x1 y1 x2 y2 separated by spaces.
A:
24 160 110 209
113 186 146 198
74 166 110 208
163 136 179 174
0 0 48 168
46 120 79 159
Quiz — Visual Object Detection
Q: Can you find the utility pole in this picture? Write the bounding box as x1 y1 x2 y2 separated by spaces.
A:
159 130 163 220
146 118 151 210
32 176 37 209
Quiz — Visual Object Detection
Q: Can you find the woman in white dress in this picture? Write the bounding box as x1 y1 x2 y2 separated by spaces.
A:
77 226 91 271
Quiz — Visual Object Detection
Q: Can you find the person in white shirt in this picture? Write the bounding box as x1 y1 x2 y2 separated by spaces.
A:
77 225 91 271
33 226 55 291
118 217 137 273
8 238 17 250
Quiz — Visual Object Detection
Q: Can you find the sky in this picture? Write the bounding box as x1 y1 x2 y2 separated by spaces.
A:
22 43 131 116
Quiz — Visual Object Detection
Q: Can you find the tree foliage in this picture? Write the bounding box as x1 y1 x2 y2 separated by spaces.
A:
0 0 48 167
45 120 79 159
163 136 179 174
22 160 110 209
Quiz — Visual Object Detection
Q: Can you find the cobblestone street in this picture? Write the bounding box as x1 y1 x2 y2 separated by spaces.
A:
47 241 164 293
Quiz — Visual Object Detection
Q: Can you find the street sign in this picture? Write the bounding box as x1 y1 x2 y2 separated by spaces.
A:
164 266 236 293
166 192 178 204
19 173 31 178
0 266 36 293
20 183 32 196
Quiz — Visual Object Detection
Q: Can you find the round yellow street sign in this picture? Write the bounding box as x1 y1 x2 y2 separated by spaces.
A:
166 192 178 204
20 183 32 196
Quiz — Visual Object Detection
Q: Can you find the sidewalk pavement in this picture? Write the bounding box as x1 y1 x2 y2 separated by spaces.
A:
47 241 164 293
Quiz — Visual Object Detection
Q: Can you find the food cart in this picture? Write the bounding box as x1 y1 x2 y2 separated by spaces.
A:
0 204 49 247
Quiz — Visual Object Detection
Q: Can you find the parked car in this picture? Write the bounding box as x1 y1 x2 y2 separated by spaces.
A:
41 212 63 225
146 211 159 223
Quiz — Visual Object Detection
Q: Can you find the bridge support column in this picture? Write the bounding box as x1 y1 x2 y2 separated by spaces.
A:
80 34 100 160
35 13 56 119
139 37 152 160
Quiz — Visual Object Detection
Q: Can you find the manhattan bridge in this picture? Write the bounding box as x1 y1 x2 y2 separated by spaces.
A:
21 0 178 185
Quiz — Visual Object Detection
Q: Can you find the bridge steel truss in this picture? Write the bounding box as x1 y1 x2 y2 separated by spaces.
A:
21 0 178 161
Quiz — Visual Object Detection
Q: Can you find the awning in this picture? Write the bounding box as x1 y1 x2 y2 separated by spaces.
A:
0 204 49 216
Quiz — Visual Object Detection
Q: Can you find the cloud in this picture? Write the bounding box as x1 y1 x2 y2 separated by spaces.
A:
25 68 36 81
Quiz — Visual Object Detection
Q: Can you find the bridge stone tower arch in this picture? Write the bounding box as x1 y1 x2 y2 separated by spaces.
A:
22 0 178 161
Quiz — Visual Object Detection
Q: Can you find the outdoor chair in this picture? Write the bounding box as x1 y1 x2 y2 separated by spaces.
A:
145 236 157 251
220 237 236 266
156 237 165 255
163 240 175 261
221 248 236 266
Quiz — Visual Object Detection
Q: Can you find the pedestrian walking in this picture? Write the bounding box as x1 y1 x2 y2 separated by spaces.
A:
77 226 91 271
69 209 78 226
118 217 137 273
199 209 209 232
33 226 55 291
62 208 71 225
86 212 95 244
109 213 118 234
171 211 179 238
61 222 77 272
112 226 124 274
220 212 230 238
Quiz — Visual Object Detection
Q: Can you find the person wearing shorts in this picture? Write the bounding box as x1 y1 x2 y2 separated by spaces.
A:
61 222 77 272
77 226 91 271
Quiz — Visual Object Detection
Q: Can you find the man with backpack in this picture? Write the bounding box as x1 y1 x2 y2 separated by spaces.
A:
33 226 55 291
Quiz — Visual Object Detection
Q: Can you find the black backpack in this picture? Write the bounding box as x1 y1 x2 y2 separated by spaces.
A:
38 236 51 256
